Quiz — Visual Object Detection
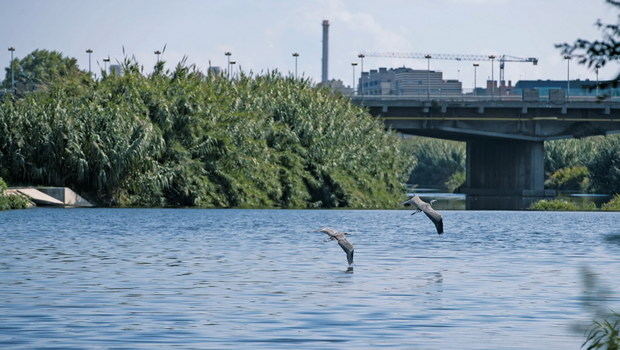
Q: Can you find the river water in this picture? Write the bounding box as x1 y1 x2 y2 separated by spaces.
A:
1 208 619 349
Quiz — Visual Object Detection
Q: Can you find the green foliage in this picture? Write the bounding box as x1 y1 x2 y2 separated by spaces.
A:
529 199 597 211
583 315 620 350
0 57 411 208
402 137 465 189
602 194 620 211
2 49 92 96
588 136 620 194
545 136 620 194
0 177 32 210
445 171 465 193
545 137 601 174
545 166 591 191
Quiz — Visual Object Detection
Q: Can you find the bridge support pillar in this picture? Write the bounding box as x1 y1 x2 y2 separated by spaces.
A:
464 139 554 210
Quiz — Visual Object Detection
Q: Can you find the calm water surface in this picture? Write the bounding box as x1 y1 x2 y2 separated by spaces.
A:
1 208 619 349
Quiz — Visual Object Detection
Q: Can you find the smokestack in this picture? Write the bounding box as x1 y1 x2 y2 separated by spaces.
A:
322 20 329 84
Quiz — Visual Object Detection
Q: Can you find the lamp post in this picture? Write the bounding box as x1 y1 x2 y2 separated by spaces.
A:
358 54 365 95
154 50 161 63
473 63 479 96
86 49 93 75
425 54 431 100
8 47 15 91
351 62 358 94
102 56 110 74
229 61 236 79
595 64 600 97
292 52 299 78
224 52 232 79
489 55 496 98
564 55 571 102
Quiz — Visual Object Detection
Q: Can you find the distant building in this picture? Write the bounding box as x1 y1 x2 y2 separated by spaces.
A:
358 67 462 96
514 79 620 96
471 80 516 96
320 79 354 95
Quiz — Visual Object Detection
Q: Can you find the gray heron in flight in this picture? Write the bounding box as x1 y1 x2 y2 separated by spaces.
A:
402 195 444 234
318 228 354 271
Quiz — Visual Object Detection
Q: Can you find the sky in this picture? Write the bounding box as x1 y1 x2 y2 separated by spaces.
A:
0 0 618 90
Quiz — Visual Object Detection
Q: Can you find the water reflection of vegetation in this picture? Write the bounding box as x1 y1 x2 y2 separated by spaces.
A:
0 52 412 208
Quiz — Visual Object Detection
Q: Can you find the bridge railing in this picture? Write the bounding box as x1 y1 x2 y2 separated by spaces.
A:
350 94 620 103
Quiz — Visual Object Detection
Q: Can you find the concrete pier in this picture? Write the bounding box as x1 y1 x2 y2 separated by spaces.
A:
463 139 554 210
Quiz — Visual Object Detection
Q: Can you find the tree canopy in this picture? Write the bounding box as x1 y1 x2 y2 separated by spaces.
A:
2 49 91 95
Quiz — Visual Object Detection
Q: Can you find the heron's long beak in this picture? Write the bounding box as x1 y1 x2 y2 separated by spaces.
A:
401 199 412 206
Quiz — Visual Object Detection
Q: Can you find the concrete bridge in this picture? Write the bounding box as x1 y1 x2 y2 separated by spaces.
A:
351 95 620 209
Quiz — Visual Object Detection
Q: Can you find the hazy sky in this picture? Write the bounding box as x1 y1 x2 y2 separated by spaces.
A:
0 0 617 89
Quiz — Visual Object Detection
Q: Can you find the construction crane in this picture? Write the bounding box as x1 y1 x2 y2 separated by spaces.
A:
359 52 538 83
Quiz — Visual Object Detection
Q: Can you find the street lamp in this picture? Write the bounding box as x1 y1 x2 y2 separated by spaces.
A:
86 49 93 75
425 54 431 100
225 52 232 78
292 52 299 78
358 54 365 95
103 56 110 73
8 47 15 91
473 63 479 96
489 55 496 98
564 55 571 102
595 64 601 97
154 50 161 63
229 61 236 79
351 62 358 94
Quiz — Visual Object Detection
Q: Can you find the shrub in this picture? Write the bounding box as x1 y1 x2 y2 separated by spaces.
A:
0 177 32 210
0 58 412 208
545 166 591 192
588 136 620 195
602 194 620 211
402 137 465 189
530 199 579 211
445 171 465 193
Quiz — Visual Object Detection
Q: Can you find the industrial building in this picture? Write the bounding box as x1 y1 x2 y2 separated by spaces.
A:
358 67 462 96
513 79 620 97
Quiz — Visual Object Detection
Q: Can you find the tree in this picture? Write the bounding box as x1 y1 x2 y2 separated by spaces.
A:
556 0 620 88
2 49 91 95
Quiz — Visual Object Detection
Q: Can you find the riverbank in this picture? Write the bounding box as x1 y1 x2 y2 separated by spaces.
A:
0 60 411 209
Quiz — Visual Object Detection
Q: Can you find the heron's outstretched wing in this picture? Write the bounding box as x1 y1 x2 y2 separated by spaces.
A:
337 238 354 265
407 196 444 234
319 228 355 265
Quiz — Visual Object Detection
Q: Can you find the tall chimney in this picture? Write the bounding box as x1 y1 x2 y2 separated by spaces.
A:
322 20 329 84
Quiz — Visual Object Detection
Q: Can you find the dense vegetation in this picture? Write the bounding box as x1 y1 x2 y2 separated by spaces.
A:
529 199 596 211
545 136 620 195
0 52 412 208
402 137 465 190
0 177 31 210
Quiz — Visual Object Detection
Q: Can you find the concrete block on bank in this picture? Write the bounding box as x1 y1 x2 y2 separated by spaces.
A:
37 187 93 207
14 188 64 206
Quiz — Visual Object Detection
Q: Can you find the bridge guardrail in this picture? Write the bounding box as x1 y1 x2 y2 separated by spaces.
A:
350 94 620 104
